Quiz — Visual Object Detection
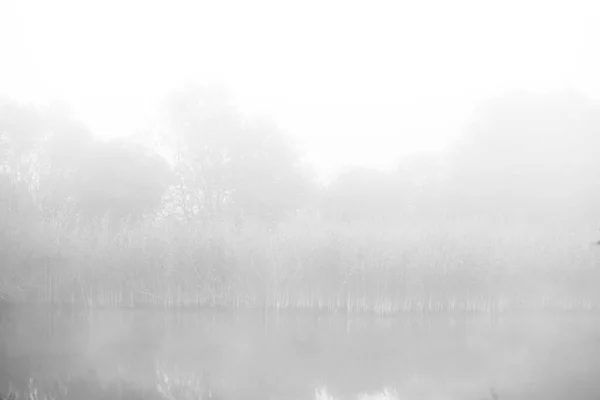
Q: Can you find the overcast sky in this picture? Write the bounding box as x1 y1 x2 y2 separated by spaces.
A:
1 0 599 179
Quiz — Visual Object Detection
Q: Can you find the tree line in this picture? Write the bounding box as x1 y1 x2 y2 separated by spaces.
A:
1 85 600 311
3 86 599 230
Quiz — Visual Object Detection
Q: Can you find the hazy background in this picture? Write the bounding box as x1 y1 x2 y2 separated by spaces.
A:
2 0 600 181
1 0 600 313
3 1 600 399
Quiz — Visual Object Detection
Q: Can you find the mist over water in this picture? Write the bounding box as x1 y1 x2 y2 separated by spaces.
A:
2 88 600 399
3 1 600 398
1 306 600 400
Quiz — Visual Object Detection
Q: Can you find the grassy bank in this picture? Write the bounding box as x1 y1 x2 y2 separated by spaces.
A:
0 366 198 400
1 213 599 315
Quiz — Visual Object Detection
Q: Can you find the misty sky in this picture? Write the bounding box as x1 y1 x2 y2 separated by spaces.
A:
1 0 599 179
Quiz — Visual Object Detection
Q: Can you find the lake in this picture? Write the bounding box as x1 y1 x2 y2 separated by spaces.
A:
1 306 600 400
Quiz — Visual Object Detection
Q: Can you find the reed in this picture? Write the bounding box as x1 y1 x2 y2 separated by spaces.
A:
1 211 598 315
0 374 165 400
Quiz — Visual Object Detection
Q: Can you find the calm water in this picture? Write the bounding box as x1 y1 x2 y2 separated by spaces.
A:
1 306 600 400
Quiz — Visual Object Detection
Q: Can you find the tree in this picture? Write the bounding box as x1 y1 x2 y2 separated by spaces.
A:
36 104 95 216
322 166 403 223
0 97 95 216
160 84 316 225
161 84 241 220
228 118 316 224
0 99 45 182
73 139 174 224
393 152 449 219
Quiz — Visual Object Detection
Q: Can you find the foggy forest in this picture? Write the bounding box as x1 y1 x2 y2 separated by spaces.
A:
3 3 600 394
2 88 600 400
1 88 599 313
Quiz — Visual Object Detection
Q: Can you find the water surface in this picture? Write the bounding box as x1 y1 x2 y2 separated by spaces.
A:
1 306 599 399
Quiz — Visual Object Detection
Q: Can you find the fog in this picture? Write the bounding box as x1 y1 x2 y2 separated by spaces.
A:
2 0 600 399
3 0 599 176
